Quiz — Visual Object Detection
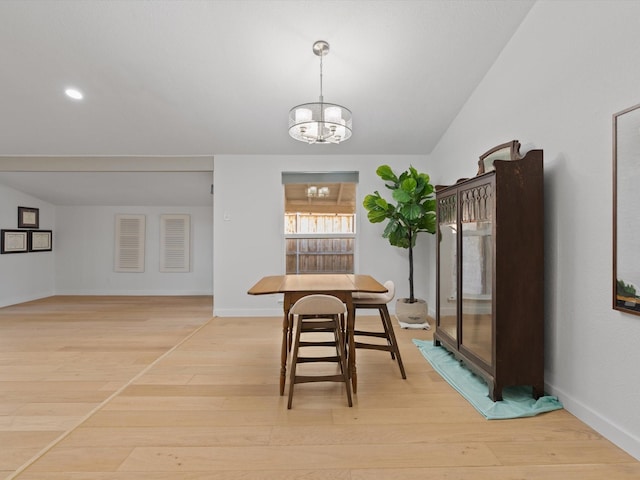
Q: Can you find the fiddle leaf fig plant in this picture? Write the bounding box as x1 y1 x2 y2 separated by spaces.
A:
363 165 437 303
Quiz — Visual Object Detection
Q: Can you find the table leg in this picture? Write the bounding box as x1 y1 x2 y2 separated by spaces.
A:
345 296 357 394
280 295 291 396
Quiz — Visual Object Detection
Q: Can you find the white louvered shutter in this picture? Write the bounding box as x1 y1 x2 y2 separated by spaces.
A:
160 214 190 272
114 214 145 272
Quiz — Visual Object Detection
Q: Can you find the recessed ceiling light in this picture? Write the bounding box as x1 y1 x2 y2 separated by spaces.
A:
65 88 83 100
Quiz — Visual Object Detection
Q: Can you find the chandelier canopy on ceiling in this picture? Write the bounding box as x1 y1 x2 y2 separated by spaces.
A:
288 40 352 144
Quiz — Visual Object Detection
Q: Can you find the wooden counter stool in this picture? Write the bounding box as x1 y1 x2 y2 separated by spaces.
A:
352 280 406 379
287 294 353 409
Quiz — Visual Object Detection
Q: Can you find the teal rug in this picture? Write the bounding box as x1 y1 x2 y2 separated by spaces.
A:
413 339 563 420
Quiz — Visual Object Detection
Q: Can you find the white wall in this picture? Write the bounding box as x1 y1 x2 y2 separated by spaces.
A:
0 184 56 307
55 205 213 295
212 154 432 317
430 0 640 459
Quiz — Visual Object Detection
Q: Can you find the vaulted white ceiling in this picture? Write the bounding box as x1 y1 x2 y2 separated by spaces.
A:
0 0 534 205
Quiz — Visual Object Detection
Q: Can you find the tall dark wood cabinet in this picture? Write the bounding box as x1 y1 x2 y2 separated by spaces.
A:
434 143 544 401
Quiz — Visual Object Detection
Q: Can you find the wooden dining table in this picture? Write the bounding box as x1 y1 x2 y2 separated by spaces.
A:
247 274 388 395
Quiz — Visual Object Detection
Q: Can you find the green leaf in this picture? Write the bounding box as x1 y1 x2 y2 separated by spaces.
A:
423 198 436 211
367 209 388 223
400 203 422 221
392 188 411 203
388 226 410 248
400 177 417 193
376 165 397 182
416 212 437 233
374 197 389 209
422 182 434 196
424 215 437 234
382 218 400 238
362 193 380 211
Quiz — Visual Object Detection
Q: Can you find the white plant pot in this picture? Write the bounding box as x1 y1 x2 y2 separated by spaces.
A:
395 298 428 324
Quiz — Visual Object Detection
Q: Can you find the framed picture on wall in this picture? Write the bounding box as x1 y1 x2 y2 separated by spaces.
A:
613 103 640 316
1 229 29 254
29 230 53 252
18 206 39 229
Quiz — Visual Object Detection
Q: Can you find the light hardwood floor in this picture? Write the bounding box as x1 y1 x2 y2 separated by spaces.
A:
0 296 638 479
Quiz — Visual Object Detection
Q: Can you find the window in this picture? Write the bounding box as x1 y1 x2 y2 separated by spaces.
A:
282 172 358 274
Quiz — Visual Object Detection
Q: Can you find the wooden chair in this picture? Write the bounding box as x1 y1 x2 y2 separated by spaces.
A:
287 294 353 409
352 280 406 379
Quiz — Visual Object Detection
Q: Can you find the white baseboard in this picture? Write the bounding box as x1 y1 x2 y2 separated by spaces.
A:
546 382 640 461
0 292 54 308
52 289 212 296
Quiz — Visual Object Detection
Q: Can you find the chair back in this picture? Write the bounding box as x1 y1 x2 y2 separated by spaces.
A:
353 280 395 304
380 280 395 303
290 294 346 316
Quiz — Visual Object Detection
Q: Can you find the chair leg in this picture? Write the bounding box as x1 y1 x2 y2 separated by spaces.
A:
332 314 342 368
287 315 303 409
341 312 349 362
378 307 396 360
380 305 406 379
335 314 353 407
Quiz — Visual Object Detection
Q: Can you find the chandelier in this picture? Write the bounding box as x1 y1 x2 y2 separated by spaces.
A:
288 40 352 144
306 186 330 198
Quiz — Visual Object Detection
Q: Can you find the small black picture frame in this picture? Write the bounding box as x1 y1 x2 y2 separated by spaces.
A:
29 230 53 252
18 206 39 229
1 229 29 254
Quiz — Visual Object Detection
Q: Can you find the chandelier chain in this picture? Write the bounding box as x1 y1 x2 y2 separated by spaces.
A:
319 50 324 103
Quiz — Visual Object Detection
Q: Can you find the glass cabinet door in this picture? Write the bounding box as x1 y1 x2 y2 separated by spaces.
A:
460 181 494 366
437 193 458 342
